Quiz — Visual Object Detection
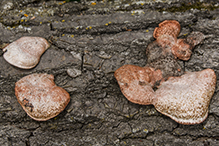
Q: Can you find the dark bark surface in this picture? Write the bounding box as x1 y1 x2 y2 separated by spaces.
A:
0 0 219 145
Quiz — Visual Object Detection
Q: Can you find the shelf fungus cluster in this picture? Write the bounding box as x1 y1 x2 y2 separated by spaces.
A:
3 37 50 69
15 73 70 121
2 37 72 121
114 20 216 125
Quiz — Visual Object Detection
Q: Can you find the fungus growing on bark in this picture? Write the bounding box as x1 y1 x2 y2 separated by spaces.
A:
146 20 205 78
114 20 216 125
114 65 162 105
15 73 70 121
3 37 50 69
115 67 216 124
153 20 181 39
154 69 216 125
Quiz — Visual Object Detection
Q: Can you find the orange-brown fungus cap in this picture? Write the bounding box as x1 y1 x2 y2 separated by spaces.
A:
114 65 162 105
153 20 181 39
15 73 70 121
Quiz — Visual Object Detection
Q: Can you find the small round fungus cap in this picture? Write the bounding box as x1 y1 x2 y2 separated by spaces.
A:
15 73 70 121
153 20 181 39
154 69 216 125
3 37 50 69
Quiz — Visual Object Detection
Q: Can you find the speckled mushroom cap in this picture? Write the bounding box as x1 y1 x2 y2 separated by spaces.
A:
153 20 181 39
154 69 216 125
15 73 70 121
114 65 162 105
115 67 216 125
3 37 50 69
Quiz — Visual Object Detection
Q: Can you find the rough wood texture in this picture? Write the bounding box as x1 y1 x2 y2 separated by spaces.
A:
0 0 219 145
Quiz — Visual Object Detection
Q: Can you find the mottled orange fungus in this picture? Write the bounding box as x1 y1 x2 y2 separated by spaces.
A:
15 73 70 121
114 20 216 125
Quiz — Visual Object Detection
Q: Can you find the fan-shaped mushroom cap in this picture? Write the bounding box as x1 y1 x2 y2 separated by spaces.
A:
154 69 216 125
15 73 70 121
153 20 181 39
114 65 162 105
3 37 50 69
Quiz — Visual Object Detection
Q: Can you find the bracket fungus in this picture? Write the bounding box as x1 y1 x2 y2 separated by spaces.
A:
15 73 70 121
154 69 216 125
3 37 50 69
114 20 216 125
